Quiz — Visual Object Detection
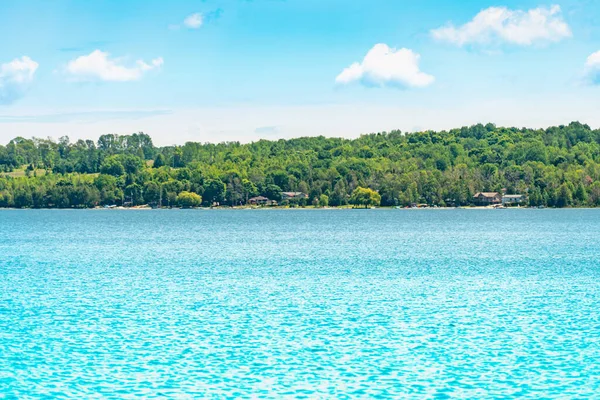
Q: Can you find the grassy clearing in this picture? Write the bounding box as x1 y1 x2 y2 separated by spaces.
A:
5 168 48 178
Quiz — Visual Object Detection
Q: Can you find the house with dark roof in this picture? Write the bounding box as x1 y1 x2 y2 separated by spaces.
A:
248 196 271 205
281 192 308 202
473 192 502 206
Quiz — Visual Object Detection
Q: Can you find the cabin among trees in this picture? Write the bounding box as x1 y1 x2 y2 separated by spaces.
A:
281 192 308 202
473 192 502 206
248 196 275 206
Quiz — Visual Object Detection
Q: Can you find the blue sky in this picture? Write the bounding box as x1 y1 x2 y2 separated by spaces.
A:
0 0 599 145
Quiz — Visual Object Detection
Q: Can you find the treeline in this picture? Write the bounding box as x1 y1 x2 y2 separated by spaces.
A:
1 122 600 208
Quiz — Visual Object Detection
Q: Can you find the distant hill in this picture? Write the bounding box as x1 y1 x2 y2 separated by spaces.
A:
1 122 599 208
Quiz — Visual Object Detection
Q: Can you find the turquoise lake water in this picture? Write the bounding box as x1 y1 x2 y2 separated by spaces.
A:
1 209 599 398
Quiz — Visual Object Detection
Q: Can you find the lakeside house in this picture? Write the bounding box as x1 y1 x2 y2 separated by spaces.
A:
502 194 525 205
248 196 277 206
473 192 502 206
281 192 308 202
248 196 269 205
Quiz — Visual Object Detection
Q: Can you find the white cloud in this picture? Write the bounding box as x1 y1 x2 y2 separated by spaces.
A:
183 13 203 29
0 56 39 105
586 51 600 67
431 5 571 47
66 50 163 82
335 44 434 89
584 51 600 85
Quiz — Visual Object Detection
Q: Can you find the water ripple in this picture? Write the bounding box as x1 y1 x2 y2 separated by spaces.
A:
1 209 600 398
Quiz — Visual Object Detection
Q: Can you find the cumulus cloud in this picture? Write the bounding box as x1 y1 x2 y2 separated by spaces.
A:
584 51 600 85
171 10 222 30
183 13 203 29
66 50 163 82
335 44 434 89
0 56 39 105
431 5 571 47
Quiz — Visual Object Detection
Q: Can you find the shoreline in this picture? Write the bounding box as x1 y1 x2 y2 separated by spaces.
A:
0 206 597 211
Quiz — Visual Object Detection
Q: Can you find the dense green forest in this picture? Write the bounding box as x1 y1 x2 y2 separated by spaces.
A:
1 122 600 208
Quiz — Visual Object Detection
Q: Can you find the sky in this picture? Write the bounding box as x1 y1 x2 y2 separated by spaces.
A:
0 0 600 145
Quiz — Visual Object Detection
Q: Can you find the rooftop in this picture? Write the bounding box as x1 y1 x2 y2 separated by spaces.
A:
282 192 306 196
474 192 500 198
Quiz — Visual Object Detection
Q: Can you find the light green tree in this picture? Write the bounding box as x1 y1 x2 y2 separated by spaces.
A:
350 187 381 208
177 191 202 208
319 194 329 207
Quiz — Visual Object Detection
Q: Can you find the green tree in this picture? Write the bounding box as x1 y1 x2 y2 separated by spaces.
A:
589 182 600 206
124 183 143 205
268 171 290 191
319 194 329 207
264 184 282 202
528 187 542 207
13 187 33 208
177 191 202 208
153 153 166 168
242 179 258 202
350 187 381 208
203 179 226 205
122 155 143 175
556 183 573 208
574 183 587 205
0 191 13 207
144 181 161 205
100 156 125 176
